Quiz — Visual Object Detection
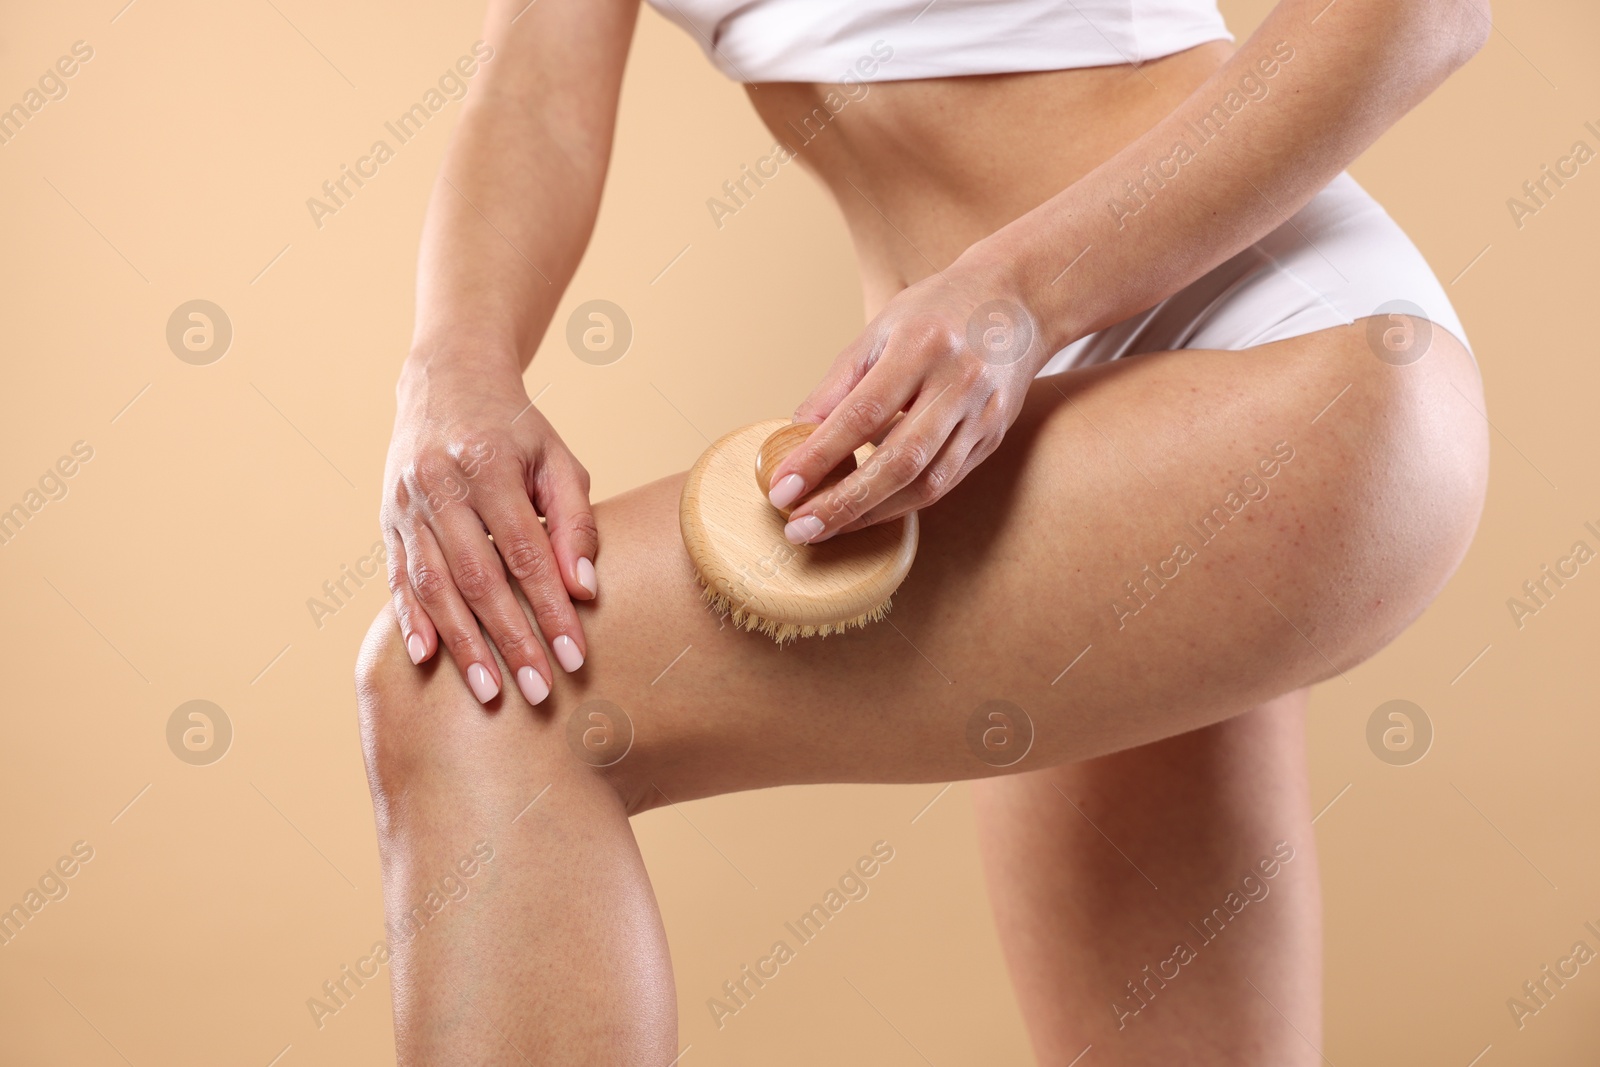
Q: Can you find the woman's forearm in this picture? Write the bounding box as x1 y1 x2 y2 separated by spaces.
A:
405 0 640 386
408 106 597 379
973 0 1490 355
381 0 640 702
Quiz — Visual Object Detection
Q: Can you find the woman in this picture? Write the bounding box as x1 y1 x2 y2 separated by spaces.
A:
358 0 1490 1061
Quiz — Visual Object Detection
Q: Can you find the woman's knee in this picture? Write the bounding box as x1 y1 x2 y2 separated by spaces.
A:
353 603 432 804
353 602 637 818
1295 322 1488 670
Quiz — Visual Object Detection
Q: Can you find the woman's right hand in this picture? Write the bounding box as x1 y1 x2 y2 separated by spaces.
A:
381 358 597 706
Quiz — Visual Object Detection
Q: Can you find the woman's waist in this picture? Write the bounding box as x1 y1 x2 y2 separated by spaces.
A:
745 42 1232 302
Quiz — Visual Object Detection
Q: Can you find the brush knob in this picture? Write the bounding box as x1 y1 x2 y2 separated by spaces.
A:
754 423 857 517
681 418 918 641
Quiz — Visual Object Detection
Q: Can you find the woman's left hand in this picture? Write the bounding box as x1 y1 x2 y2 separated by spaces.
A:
765 259 1052 544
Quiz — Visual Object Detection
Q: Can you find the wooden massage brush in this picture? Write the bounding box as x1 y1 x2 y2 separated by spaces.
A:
679 420 919 642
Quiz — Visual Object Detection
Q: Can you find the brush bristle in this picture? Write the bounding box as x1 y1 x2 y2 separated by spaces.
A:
696 577 893 644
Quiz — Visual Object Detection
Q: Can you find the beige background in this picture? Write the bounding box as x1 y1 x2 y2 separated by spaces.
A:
1 0 1596 1063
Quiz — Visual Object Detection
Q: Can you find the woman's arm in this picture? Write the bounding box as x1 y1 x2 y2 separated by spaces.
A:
770 0 1489 542
383 0 639 704
410 0 637 363
999 0 1491 351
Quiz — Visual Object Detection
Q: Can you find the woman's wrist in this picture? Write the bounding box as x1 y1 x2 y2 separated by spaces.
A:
954 224 1097 369
398 336 526 407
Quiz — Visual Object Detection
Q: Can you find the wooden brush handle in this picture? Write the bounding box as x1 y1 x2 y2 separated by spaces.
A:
754 423 857 517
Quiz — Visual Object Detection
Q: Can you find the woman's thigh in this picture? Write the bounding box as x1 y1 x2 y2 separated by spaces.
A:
358 320 1485 812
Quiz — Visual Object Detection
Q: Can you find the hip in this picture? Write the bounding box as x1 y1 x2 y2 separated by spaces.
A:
1036 171 1472 372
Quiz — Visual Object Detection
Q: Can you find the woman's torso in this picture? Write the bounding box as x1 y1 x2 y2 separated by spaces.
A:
742 41 1235 315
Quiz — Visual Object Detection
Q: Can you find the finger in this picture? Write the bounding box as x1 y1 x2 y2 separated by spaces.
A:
790 333 880 424
765 332 892 509
475 471 588 679
384 528 435 665
535 450 600 602
834 430 982 534
785 384 963 544
768 366 915 515
430 499 564 702
467 504 560 707
400 522 505 705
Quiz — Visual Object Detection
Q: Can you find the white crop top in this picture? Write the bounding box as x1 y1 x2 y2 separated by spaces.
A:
646 0 1234 83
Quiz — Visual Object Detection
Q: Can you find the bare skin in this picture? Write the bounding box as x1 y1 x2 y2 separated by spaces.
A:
366 0 1489 1061
972 693 1323 1062
388 0 1488 692
358 322 1486 1062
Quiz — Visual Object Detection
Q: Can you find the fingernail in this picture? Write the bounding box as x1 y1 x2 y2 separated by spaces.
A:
516 666 550 706
466 663 499 703
406 633 427 664
576 556 598 597
768 473 806 510
552 634 585 673
785 515 825 544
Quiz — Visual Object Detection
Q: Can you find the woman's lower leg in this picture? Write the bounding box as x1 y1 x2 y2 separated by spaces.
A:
973 690 1323 1066
359 649 677 1065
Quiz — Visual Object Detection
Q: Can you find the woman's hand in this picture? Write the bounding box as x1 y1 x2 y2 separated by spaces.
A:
381 358 597 706
765 257 1050 543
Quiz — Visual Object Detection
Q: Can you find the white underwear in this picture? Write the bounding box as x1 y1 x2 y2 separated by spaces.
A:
1036 172 1471 375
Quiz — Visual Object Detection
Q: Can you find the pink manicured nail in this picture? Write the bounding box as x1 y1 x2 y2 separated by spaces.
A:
552 634 584 673
466 663 499 703
785 515 825 544
768 473 806 510
516 666 550 706
406 633 427 664
576 556 598 597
